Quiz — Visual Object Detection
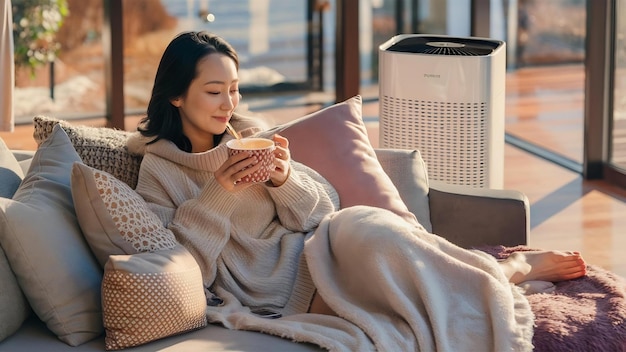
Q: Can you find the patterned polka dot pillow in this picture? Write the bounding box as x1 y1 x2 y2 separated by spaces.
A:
70 162 178 267
71 163 207 349
102 244 207 350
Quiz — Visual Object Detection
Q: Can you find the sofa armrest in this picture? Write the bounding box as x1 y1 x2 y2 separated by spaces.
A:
428 180 529 249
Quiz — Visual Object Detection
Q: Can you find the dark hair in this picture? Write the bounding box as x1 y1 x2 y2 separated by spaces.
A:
138 31 241 152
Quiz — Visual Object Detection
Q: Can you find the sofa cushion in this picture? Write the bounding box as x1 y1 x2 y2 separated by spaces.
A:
0 137 24 198
102 245 207 350
261 95 429 229
0 138 30 342
0 245 30 343
0 125 103 346
375 148 431 231
71 163 178 267
33 115 143 189
0 314 323 352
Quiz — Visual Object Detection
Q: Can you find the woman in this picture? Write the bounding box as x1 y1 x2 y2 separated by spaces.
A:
130 31 587 351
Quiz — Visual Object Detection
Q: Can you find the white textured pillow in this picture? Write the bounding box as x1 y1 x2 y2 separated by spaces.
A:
71 163 178 267
0 125 103 346
102 245 207 350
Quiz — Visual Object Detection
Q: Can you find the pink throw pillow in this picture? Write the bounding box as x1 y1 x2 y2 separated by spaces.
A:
263 95 419 227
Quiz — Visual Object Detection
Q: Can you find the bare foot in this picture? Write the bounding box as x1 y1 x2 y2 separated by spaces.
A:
499 250 587 284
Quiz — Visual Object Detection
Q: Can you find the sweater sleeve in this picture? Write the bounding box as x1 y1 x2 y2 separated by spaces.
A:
168 181 238 285
266 161 340 232
134 156 177 226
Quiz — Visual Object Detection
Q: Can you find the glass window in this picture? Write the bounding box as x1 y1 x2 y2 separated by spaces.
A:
124 0 322 114
506 0 586 165
13 0 105 121
14 0 329 121
611 1 626 168
515 0 585 66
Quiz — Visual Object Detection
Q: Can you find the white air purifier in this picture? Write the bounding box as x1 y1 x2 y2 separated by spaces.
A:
378 34 506 188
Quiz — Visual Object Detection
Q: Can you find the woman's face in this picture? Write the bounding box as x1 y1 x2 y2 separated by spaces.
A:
172 53 240 152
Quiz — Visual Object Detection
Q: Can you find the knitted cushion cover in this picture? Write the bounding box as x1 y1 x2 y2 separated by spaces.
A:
33 115 142 189
71 163 178 267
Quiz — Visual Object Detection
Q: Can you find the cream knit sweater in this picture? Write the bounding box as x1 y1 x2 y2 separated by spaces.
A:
132 135 340 316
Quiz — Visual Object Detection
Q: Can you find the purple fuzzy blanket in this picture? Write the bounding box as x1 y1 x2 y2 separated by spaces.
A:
480 245 626 352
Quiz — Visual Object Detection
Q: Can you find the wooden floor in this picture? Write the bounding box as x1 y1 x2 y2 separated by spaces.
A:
2 64 625 279
505 63 585 163
500 64 626 279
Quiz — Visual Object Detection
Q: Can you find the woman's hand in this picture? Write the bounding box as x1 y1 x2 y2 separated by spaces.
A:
269 134 291 187
214 150 263 191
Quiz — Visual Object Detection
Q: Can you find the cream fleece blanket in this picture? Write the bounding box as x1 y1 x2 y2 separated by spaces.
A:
206 206 534 351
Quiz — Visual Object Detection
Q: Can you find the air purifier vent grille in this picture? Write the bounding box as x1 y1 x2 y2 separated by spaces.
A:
420 46 486 56
385 36 499 56
380 96 489 187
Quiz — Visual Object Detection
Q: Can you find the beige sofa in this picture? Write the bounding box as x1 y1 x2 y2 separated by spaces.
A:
0 97 529 351
0 148 529 352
